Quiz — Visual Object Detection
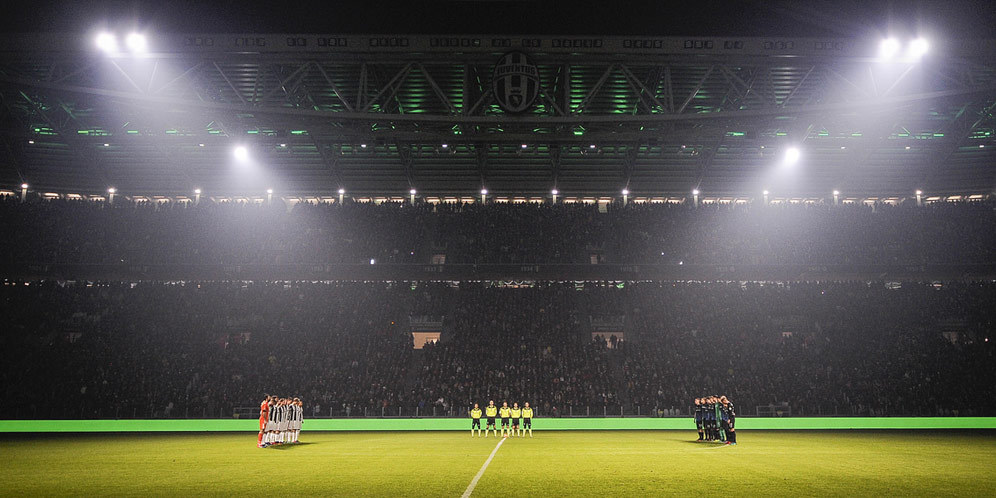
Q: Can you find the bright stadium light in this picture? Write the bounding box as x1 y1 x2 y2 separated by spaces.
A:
915 189 923 195
409 188 417 195
266 188 273 194
521 144 528 149
589 144 596 149
879 38 900 59
908 38 929 58
198 143 205 147
95 32 117 53
338 188 345 194
360 144 367 148
125 33 147 53
551 188 559 195
369 258 376 265
28 140 34 144
194 188 202 194
622 188 629 196
905 145 912 150
833 190 840 196
441 144 448 149
692 189 700 196
233 146 249 161
107 187 116 194
279 143 286 148
763 190 769 195
785 147 801 164
103 143 110 147
21 183 29 189
481 188 488 195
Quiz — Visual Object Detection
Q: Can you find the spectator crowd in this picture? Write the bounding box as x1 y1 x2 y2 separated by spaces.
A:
2 280 993 419
2 197 995 266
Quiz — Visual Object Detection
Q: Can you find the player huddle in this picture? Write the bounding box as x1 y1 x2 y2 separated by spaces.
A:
470 401 534 438
693 395 736 444
258 395 304 448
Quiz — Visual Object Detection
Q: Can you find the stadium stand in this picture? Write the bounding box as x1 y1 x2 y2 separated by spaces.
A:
3 279 993 420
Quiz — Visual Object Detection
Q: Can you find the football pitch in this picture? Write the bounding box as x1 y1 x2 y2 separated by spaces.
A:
5 430 995 496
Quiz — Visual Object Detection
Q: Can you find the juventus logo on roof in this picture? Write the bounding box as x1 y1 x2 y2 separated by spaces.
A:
492 51 540 114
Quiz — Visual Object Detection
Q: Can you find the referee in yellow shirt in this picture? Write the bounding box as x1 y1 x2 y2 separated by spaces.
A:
522 402 534 437
470 403 483 437
510 403 522 437
499 402 512 438
485 401 498 438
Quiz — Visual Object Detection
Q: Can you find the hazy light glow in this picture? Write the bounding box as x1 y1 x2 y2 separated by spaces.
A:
28 140 34 144
441 144 448 149
266 188 273 194
521 144 527 149
551 189 559 195
785 147 801 164
763 190 769 195
622 189 629 196
21 183 29 189
194 188 202 195
915 190 923 195
692 189 700 196
879 38 901 59
369 258 376 265
125 33 147 53
908 38 929 58
198 143 204 147
338 188 345 194
833 190 840 196
95 32 117 53
233 146 249 161
409 188 417 195
481 188 488 195
107 187 116 194
103 143 110 147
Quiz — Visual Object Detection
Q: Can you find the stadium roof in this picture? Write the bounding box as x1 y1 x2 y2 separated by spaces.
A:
1 32 994 198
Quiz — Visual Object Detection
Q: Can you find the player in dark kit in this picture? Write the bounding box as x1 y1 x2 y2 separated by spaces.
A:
720 396 737 445
694 398 704 441
702 397 716 441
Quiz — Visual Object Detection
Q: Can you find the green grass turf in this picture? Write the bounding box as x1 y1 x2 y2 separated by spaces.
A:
4 430 995 496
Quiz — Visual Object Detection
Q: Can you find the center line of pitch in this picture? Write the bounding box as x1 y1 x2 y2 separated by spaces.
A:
461 438 506 498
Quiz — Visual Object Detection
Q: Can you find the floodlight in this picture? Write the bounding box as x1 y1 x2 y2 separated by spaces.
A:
95 32 117 53
908 38 929 58
763 190 769 195
409 188 417 195
233 146 249 161
369 258 376 265
622 189 629 196
279 143 286 148
194 188 202 194
692 189 700 196
125 33 147 53
840 146 847 150
521 144 527 149
28 140 34 144
980 144 986 148
915 190 923 195
441 144 448 149
879 38 900 59
107 187 116 194
833 190 840 196
360 144 367 148
266 188 273 194
103 143 110 147
338 188 345 194
905 146 912 150
21 183 28 189
551 189 559 195
198 143 205 147
481 188 488 195
589 144 596 149
785 147 801 164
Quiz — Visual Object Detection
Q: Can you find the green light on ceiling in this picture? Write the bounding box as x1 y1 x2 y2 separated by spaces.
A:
290 130 308 135
126 130 139 135
851 133 863 137
775 132 787 136
165 130 177 135
77 130 89 135
573 127 585 136
726 131 746 137
933 133 944 137
247 130 259 134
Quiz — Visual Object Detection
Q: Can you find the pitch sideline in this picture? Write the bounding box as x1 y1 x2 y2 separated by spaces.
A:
461 437 506 498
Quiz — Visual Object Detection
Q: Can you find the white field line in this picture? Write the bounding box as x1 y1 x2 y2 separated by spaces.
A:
461 437 506 498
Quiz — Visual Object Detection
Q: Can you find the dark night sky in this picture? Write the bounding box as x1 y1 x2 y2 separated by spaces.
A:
0 0 994 38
